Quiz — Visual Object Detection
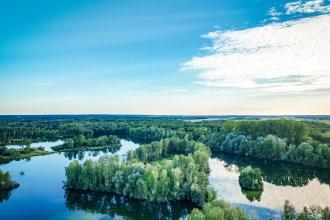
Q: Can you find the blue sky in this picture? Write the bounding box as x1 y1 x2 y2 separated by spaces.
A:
0 0 329 114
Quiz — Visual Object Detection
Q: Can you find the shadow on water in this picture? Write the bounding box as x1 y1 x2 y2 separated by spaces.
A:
64 189 196 220
212 152 330 187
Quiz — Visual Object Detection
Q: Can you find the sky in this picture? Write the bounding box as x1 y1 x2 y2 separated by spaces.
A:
0 0 329 115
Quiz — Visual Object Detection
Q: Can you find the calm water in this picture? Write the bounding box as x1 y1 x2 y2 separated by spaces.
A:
209 153 330 219
6 140 64 152
0 140 195 220
1 140 330 219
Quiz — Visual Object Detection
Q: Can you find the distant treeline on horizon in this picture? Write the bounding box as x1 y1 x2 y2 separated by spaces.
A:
0 114 329 120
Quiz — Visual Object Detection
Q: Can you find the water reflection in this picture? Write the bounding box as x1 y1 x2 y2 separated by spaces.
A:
65 189 196 220
61 139 139 161
241 189 263 202
6 140 64 152
209 152 330 217
0 189 14 203
213 152 330 187
62 147 120 161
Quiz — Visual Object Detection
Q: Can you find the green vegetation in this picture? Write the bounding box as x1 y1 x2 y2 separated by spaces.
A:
52 134 120 151
0 170 19 191
208 131 330 168
238 166 263 191
284 200 330 220
220 120 309 144
186 199 248 220
1 115 330 218
0 146 49 164
128 138 210 168
65 139 214 206
1 116 328 168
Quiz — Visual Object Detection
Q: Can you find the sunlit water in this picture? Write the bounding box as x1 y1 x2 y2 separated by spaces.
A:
0 140 196 219
1 140 330 219
6 140 64 152
209 153 330 219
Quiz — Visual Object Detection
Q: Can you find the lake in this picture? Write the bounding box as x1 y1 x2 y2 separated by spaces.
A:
1 140 329 219
209 153 330 219
0 140 196 219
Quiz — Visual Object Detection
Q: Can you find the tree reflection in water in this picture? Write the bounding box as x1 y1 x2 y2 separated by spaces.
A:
241 188 263 202
0 189 13 203
212 152 330 187
62 146 120 161
65 189 196 220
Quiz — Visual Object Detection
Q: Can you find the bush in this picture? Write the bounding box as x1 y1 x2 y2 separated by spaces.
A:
239 166 263 191
186 199 248 220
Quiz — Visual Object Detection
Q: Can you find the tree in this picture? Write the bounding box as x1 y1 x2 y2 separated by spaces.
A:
239 166 263 191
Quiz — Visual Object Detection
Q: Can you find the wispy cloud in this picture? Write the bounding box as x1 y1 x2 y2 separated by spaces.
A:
268 7 282 21
285 0 330 14
182 14 330 93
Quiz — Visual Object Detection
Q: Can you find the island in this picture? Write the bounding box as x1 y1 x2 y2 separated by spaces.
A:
52 134 121 152
0 146 49 164
239 166 263 191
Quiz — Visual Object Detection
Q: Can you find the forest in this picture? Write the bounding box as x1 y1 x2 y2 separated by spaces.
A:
52 134 120 151
65 138 214 206
0 115 330 219
1 116 329 168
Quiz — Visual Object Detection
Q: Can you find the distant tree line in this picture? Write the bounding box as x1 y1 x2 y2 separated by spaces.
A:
1 117 329 168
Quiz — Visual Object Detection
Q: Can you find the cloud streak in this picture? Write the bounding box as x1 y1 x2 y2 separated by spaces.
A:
182 14 330 93
268 7 282 21
285 0 330 14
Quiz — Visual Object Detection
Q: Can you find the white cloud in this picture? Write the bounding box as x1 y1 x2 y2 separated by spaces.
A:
268 7 282 20
182 14 330 93
285 0 330 14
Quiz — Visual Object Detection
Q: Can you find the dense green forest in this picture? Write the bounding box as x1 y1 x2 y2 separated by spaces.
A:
1 116 329 168
66 138 214 206
52 134 120 151
1 115 330 219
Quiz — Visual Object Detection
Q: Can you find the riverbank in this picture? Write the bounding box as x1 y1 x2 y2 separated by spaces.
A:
0 147 51 164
